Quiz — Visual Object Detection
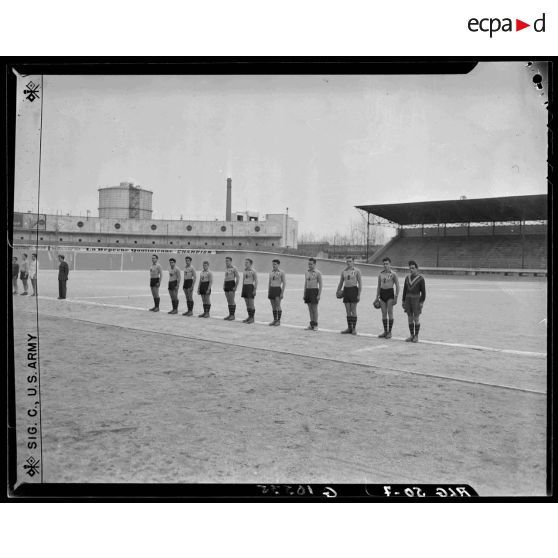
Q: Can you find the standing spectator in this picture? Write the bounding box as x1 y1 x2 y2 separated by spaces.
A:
19 253 29 295
29 253 38 296
57 255 69 299
12 257 20 294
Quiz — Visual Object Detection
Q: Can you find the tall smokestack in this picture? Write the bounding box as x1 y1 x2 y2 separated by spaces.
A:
226 178 232 221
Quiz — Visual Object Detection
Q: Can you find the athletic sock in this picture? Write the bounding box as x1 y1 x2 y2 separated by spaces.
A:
353 316 357 329
414 323 420 336
382 318 388 332
388 319 394 332
231 304 236 316
273 310 278 321
207 304 211 314
277 310 282 321
155 297 160 308
187 300 193 311
346 317 351 328
409 323 415 336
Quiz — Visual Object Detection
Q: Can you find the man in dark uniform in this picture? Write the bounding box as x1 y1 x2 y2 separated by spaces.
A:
19 253 29 295
167 258 181 314
336 256 362 335
267 259 286 326
402 260 426 343
12 257 19 294
57 255 69 299
223 256 240 320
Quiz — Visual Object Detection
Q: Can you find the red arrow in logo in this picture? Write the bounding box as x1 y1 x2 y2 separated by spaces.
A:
516 19 530 31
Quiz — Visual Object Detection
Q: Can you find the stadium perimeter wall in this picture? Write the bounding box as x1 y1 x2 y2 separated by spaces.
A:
11 247 546 278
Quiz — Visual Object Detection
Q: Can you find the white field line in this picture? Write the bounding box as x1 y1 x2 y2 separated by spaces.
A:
35 295 546 358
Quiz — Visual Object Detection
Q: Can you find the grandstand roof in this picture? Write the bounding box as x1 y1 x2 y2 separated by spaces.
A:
355 194 548 225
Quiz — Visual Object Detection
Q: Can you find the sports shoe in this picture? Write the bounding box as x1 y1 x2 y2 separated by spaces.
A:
169 309 178 314
269 320 277 326
204 313 210 318
412 335 419 343
153 307 159 312
242 317 249 323
385 332 392 339
246 317 254 324
313 326 319 332
198 312 206 317
182 311 189 316
185 310 193 316
351 328 357 335
224 315 231 320
305 324 314 330
20 292 28 296
405 336 414 342
378 331 387 338
341 328 351 334
228 315 235 321
274 321 281 326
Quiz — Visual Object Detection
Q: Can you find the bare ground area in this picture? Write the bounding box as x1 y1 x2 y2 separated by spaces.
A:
13 297 546 495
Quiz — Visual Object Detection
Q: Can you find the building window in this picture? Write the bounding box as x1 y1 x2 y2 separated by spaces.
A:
152 241 155 245
187 242 190 245
59 238 63 241
255 243 258 246
97 239 101 243
151 224 157 231
116 240 120 243
78 239 82 242
187 225 193 231
77 221 84 228
170 241 173 245
237 215 243 221
272 243 275 246
204 242 208 246
40 237 43 240
255 225 261 232
115 223 121 229
221 226 227 232
239 242 242 246
222 242 225 246
20 236 24 240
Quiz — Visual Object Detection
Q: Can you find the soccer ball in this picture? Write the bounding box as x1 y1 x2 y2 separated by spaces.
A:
373 299 381 309
336 289 344 299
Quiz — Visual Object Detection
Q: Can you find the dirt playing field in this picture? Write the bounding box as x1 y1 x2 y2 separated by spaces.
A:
12 270 547 495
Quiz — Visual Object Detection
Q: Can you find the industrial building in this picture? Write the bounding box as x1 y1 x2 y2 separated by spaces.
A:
13 179 298 250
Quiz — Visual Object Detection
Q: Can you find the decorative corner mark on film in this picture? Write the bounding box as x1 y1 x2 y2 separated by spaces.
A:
23 81 41 103
23 456 41 477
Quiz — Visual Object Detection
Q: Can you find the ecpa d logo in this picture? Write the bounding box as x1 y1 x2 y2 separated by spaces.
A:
468 13 545 37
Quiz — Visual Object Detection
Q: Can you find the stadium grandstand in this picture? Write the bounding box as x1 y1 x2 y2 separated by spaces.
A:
356 194 548 276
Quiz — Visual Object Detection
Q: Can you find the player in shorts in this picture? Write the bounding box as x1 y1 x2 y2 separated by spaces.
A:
148 254 163 312
167 258 181 314
241 258 258 324
29 253 38 296
267 259 286 326
197 261 213 318
223 257 240 320
336 256 362 334
402 260 426 343
12 257 19 294
182 256 197 316
19 253 29 295
303 258 322 331
374 257 400 339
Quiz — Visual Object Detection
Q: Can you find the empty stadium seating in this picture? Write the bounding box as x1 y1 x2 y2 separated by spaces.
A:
372 234 547 270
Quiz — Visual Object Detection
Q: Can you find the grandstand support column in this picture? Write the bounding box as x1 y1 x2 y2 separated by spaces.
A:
120 252 124 272
436 223 440 268
520 220 525 269
366 212 370 262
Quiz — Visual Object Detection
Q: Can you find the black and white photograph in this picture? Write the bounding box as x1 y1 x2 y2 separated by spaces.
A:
7 60 551 498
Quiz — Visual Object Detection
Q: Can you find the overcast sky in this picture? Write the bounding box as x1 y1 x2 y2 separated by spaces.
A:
16 62 548 235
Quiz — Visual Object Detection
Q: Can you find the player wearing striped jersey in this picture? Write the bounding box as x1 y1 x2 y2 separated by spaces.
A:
197 261 213 318
182 256 197 316
402 260 426 343
375 257 400 339
148 254 163 312
336 256 362 334
223 257 240 320
167 258 181 314
241 259 258 324
267 259 286 326
303 258 322 331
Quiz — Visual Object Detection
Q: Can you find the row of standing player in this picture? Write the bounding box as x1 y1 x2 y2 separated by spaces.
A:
148 254 426 342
